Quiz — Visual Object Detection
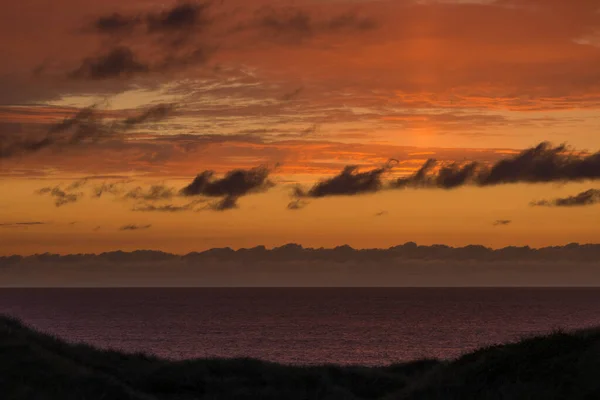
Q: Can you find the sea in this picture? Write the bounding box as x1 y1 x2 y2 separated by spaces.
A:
1 288 599 366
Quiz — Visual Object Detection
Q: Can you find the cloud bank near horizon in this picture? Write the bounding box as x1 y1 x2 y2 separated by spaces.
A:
2 243 600 287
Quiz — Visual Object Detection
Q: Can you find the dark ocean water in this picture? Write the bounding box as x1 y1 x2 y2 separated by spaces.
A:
1 288 599 365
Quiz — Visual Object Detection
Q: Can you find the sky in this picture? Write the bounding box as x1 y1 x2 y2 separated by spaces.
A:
1 0 600 256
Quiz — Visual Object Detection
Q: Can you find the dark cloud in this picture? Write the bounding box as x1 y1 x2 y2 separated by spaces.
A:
155 46 213 70
392 142 600 189
253 8 377 41
393 159 474 189
0 137 50 159
287 142 600 206
294 159 397 198
69 47 150 80
119 224 152 231
93 13 142 34
180 166 274 198
326 12 378 32
122 104 176 127
81 3 214 76
90 2 211 37
0 106 106 158
36 186 82 207
374 211 388 217
531 189 600 207
146 2 210 33
1 103 176 159
71 38 212 80
479 143 600 185
493 220 512 226
49 106 110 145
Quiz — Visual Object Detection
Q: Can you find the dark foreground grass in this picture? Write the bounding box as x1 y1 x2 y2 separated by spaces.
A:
1 316 599 399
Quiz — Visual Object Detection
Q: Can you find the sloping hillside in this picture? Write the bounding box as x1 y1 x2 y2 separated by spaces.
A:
1 316 599 399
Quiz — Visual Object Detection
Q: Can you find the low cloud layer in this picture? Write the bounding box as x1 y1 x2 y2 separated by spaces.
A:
531 189 600 208
3 243 600 287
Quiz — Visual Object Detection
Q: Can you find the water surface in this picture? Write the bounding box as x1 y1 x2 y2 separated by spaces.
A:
1 288 599 365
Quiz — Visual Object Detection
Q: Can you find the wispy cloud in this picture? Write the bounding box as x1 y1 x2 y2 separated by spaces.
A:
287 199 308 210
531 189 600 208
122 104 176 127
119 224 152 231
132 200 204 213
281 86 303 101
36 186 83 207
493 219 512 226
124 185 175 201
0 222 46 228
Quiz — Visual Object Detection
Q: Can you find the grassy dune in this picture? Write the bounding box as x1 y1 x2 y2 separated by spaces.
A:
1 316 599 399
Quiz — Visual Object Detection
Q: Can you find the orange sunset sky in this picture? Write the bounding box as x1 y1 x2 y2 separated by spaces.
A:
1 0 600 255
